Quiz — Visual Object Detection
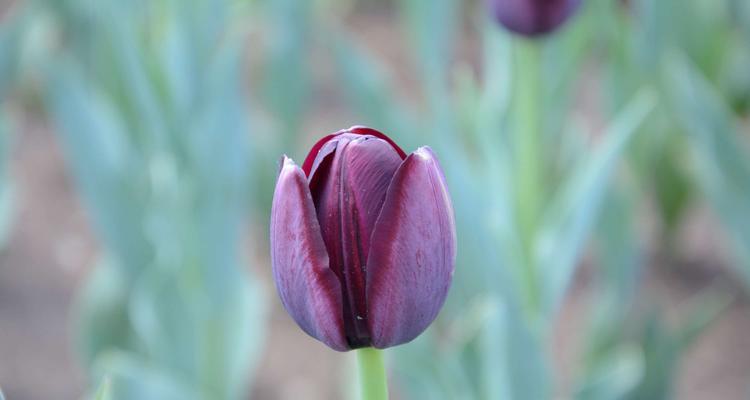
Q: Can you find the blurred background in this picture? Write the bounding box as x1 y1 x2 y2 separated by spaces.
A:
0 0 749 399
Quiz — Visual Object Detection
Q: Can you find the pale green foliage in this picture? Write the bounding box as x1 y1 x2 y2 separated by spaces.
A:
93 377 112 400
17 1 267 399
667 53 750 283
0 7 24 250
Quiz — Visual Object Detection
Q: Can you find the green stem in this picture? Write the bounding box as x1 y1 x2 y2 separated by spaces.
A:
357 347 388 400
514 39 543 312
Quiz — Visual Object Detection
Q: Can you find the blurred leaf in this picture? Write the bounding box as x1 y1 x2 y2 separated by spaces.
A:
395 295 549 400
582 282 729 400
94 377 112 400
0 116 14 249
75 259 135 371
576 345 643 400
476 297 512 400
42 2 267 399
473 296 550 400
130 266 265 400
595 182 642 309
623 294 725 400
398 0 457 86
93 351 200 400
665 52 750 285
732 0 750 45
504 307 550 400
720 39 750 114
331 33 417 148
538 90 655 314
44 60 152 275
398 0 458 133
541 0 600 132
579 185 642 385
259 0 311 145
0 7 25 100
476 19 513 156
445 18 519 298
651 137 692 236
393 331 474 400
632 0 727 75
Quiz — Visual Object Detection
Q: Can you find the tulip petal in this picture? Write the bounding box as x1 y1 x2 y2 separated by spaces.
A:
347 126 408 159
301 126 407 176
303 133 339 177
309 135 402 348
270 156 348 351
489 0 581 36
366 147 456 348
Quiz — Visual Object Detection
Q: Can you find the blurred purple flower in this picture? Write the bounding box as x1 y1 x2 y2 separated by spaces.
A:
270 126 456 351
488 0 582 37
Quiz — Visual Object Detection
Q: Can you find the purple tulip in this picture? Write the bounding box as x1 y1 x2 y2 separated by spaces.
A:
270 126 456 351
488 0 582 37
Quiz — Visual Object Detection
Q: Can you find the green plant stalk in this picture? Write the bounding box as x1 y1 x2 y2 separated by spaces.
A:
514 39 543 312
357 347 388 400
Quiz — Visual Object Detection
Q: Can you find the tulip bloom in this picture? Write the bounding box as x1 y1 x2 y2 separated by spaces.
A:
488 0 582 37
270 126 456 351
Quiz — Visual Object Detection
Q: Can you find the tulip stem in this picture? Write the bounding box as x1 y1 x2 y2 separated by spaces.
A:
357 347 388 400
514 39 543 311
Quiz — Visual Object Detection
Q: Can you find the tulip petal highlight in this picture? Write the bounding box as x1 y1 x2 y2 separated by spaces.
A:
366 147 457 348
270 156 348 351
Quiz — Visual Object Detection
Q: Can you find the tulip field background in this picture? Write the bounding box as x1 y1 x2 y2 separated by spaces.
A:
1 0 750 399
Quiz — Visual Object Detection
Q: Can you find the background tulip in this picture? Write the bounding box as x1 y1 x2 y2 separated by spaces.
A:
488 0 582 36
270 126 456 352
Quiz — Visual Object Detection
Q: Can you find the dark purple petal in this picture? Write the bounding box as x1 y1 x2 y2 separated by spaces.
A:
309 135 402 348
488 0 582 37
366 147 456 348
346 126 408 159
302 133 339 177
270 156 348 351
301 126 406 176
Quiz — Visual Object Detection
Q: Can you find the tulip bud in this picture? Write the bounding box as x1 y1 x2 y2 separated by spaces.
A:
488 0 582 37
270 126 456 351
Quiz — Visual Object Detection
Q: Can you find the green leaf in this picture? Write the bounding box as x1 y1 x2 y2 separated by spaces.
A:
732 0 750 46
331 33 417 149
44 60 152 274
576 345 643 400
596 184 642 307
259 0 312 145
505 306 550 400
0 116 14 249
537 90 656 314
93 351 200 400
665 52 750 286
398 0 458 123
93 377 112 400
0 11 23 101
624 288 727 400
541 0 600 126
398 0 456 84
74 259 135 370
476 297 512 400
476 20 513 152
651 138 693 235
129 265 266 400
